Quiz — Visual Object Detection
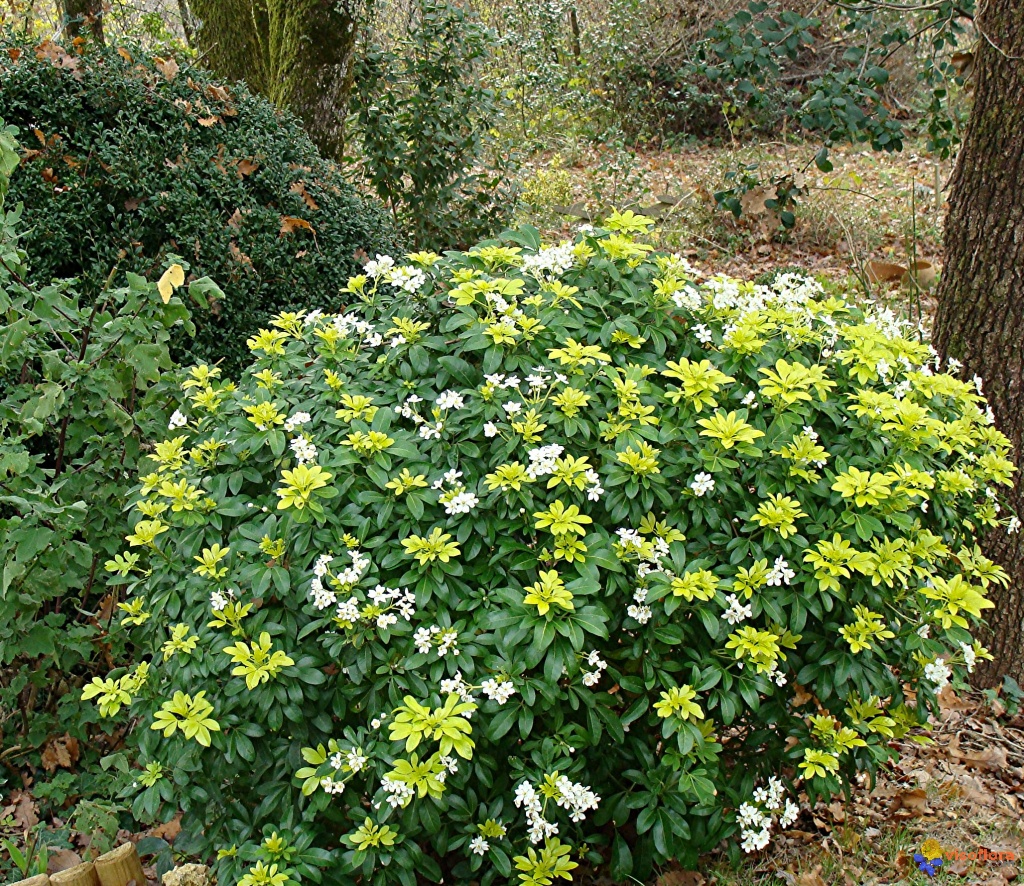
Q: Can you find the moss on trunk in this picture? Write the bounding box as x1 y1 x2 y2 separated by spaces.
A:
183 0 359 159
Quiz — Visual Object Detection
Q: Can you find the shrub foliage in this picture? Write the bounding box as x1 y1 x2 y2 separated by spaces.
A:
0 37 399 372
97 215 1016 884
0 119 207 756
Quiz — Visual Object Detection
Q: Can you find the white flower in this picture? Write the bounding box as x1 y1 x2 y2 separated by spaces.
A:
364 254 395 278
484 422 499 438
521 242 575 278
960 642 977 674
916 624 931 639
766 556 794 587
741 391 757 407
1008 516 1021 535
503 401 523 415
168 409 188 429
737 803 766 829
441 672 475 703
481 678 516 704
290 435 317 465
210 590 229 611
419 421 443 440
443 491 479 516
414 627 434 655
722 594 752 625
436 390 465 410
690 472 715 496
693 323 713 344
924 657 951 689
627 604 652 624
284 411 311 432
386 265 426 293
469 836 489 856
740 827 771 853
346 750 367 772
437 629 459 657
779 798 799 828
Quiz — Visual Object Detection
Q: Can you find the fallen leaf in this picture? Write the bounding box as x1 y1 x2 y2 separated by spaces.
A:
206 84 231 103
227 208 245 231
229 241 252 267
8 47 23 60
116 47 132 63
197 116 220 127
155 56 179 82
33 128 46 147
827 801 846 823
237 159 259 177
656 872 705 886
48 849 83 874
889 787 931 818
290 181 319 211
124 197 141 212
740 186 776 216
795 866 827 886
279 216 314 236
9 791 39 828
149 812 182 842
41 733 80 772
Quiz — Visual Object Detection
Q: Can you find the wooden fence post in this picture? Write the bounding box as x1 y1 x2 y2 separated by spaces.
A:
49 863 100 886
94 844 147 886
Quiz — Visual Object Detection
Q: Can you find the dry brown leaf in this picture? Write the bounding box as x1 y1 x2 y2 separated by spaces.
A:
229 242 252 267
9 790 40 828
41 733 80 772
206 84 232 103
740 186 776 216
150 813 182 843
155 57 179 82
889 787 932 819
197 116 220 128
795 866 827 886
289 181 319 211
48 848 83 874
124 197 141 212
279 216 314 236
8 47 23 60
237 159 259 177
827 801 846 822
228 208 245 231
116 47 132 63
656 871 705 886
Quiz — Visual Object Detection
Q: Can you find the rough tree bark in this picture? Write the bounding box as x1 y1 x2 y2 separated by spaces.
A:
61 0 104 42
182 0 362 160
932 0 1024 685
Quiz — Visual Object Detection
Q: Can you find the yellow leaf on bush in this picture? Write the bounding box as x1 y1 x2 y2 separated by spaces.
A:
157 263 185 303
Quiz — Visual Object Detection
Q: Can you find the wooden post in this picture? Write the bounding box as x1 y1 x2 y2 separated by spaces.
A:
50 863 100 886
11 875 52 886
94 844 147 886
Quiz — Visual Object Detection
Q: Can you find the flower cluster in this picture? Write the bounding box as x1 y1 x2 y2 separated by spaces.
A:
514 774 600 844
737 776 800 853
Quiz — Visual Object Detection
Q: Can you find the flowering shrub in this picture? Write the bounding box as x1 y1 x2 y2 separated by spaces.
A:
98 213 1018 885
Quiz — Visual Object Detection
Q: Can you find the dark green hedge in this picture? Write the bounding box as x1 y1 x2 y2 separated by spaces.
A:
0 37 401 371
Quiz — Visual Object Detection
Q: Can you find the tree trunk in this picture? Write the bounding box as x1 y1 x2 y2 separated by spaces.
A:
932 0 1024 686
184 0 360 160
61 0 104 43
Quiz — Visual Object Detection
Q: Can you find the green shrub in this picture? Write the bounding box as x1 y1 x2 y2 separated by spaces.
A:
0 119 210 756
0 37 400 374
96 213 1016 884
350 0 518 251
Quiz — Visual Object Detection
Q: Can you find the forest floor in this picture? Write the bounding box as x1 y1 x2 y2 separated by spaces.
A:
687 688 1024 886
518 139 948 323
